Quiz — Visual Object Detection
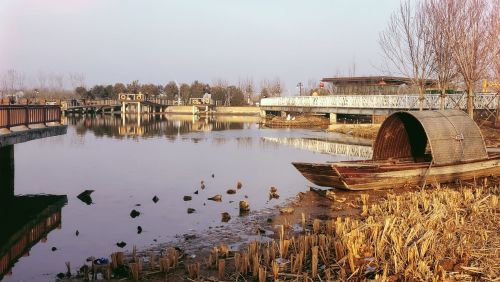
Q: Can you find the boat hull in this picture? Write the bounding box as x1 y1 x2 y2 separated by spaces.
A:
292 154 500 190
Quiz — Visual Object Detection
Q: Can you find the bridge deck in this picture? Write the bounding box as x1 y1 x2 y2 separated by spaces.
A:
260 94 499 115
0 105 67 147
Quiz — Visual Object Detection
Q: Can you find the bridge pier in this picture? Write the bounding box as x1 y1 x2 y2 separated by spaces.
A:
329 113 337 124
0 145 14 202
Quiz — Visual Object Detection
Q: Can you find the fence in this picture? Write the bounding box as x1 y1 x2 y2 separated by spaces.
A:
260 93 498 110
0 105 62 129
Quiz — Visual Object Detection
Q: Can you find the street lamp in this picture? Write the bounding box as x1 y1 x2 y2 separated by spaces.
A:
296 82 303 96
175 80 181 105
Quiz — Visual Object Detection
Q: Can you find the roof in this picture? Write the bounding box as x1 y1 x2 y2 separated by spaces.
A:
373 110 488 165
321 76 436 86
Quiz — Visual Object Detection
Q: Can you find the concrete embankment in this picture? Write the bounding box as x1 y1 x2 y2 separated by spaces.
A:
163 106 201 114
213 106 261 115
163 106 261 116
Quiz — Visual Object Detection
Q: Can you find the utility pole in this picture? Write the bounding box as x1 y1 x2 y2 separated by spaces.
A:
297 82 303 96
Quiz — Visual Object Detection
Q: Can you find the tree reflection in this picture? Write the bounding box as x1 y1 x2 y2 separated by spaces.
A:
69 114 255 140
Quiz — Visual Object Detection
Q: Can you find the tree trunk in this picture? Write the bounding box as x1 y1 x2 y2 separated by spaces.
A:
467 86 474 118
440 88 446 110
419 86 424 111
496 94 500 128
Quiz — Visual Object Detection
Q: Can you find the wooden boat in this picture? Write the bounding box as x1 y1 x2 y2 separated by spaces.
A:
293 110 500 190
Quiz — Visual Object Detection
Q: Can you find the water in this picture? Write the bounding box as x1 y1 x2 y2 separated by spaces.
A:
0 114 365 281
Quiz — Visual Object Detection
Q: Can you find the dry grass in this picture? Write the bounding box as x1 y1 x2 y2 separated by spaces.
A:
264 115 330 128
329 124 381 140
81 183 498 281
480 124 500 148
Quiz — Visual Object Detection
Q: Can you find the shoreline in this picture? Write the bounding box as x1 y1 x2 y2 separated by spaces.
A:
63 122 500 281
65 180 499 281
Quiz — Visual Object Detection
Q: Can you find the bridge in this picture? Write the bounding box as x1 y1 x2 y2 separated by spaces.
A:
1 105 67 200
0 105 67 147
260 93 500 123
62 99 121 114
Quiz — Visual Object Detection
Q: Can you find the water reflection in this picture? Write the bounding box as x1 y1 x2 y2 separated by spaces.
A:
0 195 67 280
262 136 373 159
0 145 67 281
6 114 363 281
66 114 261 139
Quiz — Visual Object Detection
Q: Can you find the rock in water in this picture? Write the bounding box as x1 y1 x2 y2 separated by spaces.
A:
221 212 231 222
226 189 236 195
211 173 215 178
239 200 250 214
51 247 57 252
237 181 243 189
77 190 94 205
208 195 222 202
152 196 159 203
270 186 278 193
116 241 127 248
183 195 192 201
269 191 280 200
187 208 196 214
130 209 140 218
137 226 143 234
194 190 199 194
75 230 79 236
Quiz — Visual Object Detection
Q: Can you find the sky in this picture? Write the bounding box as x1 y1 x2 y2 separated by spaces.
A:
0 0 401 95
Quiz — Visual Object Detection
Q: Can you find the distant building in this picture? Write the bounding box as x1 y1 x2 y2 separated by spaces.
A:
321 76 437 95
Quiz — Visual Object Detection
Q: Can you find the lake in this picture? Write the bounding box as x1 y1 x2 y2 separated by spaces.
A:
0 114 368 281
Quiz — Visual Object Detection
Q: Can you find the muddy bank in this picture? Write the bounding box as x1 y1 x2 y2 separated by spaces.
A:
64 176 499 281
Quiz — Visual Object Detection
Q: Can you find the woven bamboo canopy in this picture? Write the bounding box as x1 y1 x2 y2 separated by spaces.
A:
373 110 488 165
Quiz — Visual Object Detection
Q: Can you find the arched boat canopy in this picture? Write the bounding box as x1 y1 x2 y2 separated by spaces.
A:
373 110 488 165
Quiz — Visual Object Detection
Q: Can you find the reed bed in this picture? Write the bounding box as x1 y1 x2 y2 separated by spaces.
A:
75 183 498 281
328 124 380 140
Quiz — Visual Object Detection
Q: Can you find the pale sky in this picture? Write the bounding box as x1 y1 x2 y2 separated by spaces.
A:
0 0 401 94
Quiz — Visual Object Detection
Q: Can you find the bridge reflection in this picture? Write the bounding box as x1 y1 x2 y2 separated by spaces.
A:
262 136 373 159
0 146 67 280
0 195 66 280
68 114 261 139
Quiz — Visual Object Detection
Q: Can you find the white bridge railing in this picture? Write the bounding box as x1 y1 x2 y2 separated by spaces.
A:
260 93 498 110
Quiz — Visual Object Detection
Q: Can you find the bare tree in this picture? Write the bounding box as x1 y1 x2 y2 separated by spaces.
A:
490 0 500 89
0 72 6 97
37 71 47 92
68 72 86 89
448 0 494 117
269 77 284 97
5 69 19 94
379 0 434 110
238 77 254 104
424 0 457 109
348 58 357 77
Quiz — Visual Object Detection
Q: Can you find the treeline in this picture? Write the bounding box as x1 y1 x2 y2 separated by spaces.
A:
0 70 287 105
74 78 287 106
